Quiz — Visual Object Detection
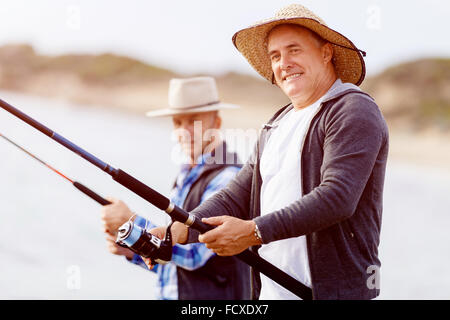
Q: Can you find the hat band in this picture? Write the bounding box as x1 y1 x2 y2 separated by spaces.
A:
330 42 366 57
171 100 220 111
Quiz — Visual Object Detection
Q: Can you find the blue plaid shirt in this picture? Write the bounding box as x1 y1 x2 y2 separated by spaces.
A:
128 153 240 299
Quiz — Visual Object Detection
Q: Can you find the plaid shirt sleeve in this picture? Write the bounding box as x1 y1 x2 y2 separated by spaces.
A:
128 166 240 271
127 215 157 271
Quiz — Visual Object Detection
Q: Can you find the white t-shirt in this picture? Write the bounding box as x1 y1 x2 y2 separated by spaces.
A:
258 80 343 299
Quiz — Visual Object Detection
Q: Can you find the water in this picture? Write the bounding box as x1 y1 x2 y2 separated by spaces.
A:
379 162 450 299
1 91 449 299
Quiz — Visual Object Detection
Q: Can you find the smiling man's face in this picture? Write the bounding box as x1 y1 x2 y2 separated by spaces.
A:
267 24 335 109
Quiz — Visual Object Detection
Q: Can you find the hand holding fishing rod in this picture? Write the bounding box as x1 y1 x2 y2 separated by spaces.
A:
0 98 312 300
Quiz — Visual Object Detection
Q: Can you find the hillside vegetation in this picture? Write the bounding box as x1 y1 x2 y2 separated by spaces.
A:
0 44 449 133
0 44 288 118
362 58 450 131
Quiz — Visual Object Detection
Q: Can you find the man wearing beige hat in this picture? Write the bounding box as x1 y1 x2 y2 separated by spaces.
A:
100 76 251 299
163 4 389 300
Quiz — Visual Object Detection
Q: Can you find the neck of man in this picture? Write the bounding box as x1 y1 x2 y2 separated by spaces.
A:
189 138 222 168
292 70 337 110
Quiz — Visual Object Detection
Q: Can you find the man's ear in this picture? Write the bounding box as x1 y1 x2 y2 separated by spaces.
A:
322 43 334 65
271 73 280 87
214 114 222 129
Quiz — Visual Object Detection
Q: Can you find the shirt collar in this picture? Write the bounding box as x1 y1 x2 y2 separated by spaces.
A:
180 152 212 172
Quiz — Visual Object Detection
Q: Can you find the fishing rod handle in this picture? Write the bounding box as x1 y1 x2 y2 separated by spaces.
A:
112 169 171 211
112 169 213 227
73 181 111 206
237 250 312 300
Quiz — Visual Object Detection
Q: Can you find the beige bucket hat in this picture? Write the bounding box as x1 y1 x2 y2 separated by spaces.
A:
232 4 366 86
145 77 239 117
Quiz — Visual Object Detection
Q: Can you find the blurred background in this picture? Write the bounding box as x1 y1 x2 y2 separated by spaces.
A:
0 0 449 299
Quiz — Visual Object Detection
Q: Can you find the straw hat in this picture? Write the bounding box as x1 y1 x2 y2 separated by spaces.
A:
146 77 239 117
232 4 366 86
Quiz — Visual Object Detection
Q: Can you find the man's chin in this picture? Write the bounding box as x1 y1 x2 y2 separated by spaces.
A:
282 87 305 101
179 146 200 162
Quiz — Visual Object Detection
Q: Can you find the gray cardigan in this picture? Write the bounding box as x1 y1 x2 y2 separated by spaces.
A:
187 86 389 300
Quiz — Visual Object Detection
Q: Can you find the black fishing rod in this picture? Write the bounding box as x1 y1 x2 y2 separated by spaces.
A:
0 98 313 300
0 133 111 206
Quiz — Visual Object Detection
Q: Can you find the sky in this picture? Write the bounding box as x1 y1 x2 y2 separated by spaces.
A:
0 0 449 78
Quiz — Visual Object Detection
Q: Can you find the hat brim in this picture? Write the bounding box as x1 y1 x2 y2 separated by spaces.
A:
145 102 239 118
232 17 366 86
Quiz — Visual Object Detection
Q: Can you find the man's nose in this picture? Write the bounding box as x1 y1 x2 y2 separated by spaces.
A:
179 121 198 138
279 54 293 70
179 121 194 132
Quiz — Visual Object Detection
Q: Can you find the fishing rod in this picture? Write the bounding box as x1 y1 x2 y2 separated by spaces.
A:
0 133 111 206
0 98 313 300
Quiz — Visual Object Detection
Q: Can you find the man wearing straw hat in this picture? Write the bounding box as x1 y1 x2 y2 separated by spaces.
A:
101 76 251 299
163 4 389 300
